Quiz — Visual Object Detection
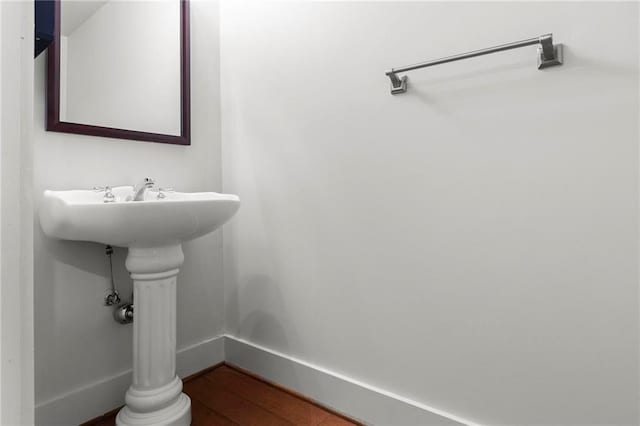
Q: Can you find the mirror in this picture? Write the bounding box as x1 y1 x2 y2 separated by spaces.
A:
47 0 190 145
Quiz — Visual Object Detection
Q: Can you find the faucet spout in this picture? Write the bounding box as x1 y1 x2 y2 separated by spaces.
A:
132 177 155 201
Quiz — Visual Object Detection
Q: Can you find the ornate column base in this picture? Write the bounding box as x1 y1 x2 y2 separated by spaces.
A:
116 393 190 426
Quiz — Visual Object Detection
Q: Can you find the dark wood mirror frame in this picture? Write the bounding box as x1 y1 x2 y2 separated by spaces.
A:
46 0 191 145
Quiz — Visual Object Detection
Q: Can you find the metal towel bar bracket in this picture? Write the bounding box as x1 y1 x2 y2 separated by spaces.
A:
385 33 563 95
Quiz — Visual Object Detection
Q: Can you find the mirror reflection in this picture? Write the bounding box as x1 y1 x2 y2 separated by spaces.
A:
59 0 181 135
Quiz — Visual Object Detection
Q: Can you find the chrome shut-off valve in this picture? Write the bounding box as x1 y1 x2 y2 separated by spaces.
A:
114 304 134 324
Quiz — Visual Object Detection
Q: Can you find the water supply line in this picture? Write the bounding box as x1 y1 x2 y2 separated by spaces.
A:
104 245 135 324
104 245 121 306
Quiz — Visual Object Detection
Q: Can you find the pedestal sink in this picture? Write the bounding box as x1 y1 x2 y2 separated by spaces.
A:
39 185 240 426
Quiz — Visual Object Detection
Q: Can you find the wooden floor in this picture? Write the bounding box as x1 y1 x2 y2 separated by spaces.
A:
83 364 360 426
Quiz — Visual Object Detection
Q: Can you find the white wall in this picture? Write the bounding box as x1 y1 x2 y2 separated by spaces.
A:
221 2 639 425
34 1 222 423
0 1 35 425
1 5 3 417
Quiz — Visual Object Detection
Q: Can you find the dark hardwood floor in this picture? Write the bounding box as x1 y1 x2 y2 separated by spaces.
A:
82 364 361 426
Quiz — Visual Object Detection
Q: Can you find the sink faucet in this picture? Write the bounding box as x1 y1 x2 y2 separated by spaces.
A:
132 177 155 201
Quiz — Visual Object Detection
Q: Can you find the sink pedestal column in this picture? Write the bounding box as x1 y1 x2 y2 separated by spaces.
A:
116 244 191 426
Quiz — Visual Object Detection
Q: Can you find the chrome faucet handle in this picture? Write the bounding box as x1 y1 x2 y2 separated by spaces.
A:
93 185 116 203
156 187 175 199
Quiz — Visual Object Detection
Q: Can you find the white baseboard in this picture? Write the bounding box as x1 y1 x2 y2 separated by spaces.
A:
35 335 225 426
175 335 225 379
36 335 476 426
224 335 478 426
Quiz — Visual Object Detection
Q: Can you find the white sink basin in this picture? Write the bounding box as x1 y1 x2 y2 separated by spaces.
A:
39 185 240 426
39 186 240 248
